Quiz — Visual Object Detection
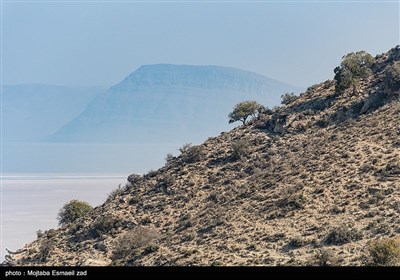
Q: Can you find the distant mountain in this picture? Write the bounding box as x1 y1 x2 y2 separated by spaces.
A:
48 65 303 143
3 84 106 141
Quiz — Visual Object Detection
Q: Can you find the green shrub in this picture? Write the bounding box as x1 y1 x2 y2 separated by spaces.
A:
36 230 45 239
144 169 158 178
367 238 400 266
37 239 54 262
228 101 263 124
112 227 160 261
384 161 400 175
325 226 362 245
57 200 93 226
179 143 193 153
334 51 375 94
231 139 250 160
90 214 118 238
127 173 142 184
376 161 400 178
181 145 204 163
106 184 124 202
46 229 57 239
156 173 175 194
288 236 306 248
281 92 298 105
385 61 400 91
165 153 175 165
311 249 340 266
315 116 330 128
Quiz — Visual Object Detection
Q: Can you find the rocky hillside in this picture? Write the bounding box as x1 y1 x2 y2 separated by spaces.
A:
5 46 400 266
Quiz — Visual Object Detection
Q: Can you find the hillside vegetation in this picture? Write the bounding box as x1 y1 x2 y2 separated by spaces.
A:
4 46 400 266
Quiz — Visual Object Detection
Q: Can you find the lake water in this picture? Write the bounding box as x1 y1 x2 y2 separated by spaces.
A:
1 174 127 262
0 142 190 262
2 142 183 174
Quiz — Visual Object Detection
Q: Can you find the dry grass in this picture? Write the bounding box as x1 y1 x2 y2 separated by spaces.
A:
6 46 400 266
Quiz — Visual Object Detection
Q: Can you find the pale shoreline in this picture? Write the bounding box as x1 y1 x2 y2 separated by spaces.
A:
1 175 127 262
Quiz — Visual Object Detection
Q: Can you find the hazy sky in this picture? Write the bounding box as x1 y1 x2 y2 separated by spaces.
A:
3 1 399 88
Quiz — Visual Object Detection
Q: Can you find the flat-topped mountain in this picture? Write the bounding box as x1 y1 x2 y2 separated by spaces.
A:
5 46 400 266
47 64 302 143
111 64 294 92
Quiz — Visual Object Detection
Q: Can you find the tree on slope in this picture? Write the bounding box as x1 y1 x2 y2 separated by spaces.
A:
228 101 263 125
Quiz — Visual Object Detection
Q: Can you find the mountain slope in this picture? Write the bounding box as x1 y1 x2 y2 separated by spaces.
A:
47 65 302 143
2 84 106 141
5 46 400 266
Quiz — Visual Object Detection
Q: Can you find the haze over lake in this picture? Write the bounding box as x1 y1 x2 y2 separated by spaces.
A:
3 142 182 174
1 175 127 261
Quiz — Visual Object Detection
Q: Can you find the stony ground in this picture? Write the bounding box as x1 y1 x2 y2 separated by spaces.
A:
4 46 400 266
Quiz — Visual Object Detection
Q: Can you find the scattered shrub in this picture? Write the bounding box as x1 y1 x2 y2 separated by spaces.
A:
37 239 54 262
277 193 305 211
127 173 141 184
165 153 175 165
143 244 159 255
315 116 330 128
334 51 375 94
144 169 158 178
128 195 140 205
179 143 193 153
36 230 44 239
325 226 362 245
140 216 152 225
385 61 400 91
288 236 306 248
46 229 57 239
276 185 305 212
375 161 400 178
90 214 118 238
259 106 274 115
231 139 250 160
310 249 340 266
155 173 175 195
181 145 204 163
57 200 93 226
281 92 298 105
384 161 400 176
106 184 124 202
228 101 263 124
112 227 160 261
366 238 400 266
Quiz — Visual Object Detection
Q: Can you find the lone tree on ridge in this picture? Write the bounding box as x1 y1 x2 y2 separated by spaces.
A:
228 100 263 125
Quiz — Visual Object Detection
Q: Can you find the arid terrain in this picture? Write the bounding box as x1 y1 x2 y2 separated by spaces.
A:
4 46 400 266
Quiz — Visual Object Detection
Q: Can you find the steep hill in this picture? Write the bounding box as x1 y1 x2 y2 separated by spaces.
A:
47 64 302 143
5 47 400 266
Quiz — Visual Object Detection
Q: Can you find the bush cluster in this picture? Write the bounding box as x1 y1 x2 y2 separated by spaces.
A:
57 200 93 226
334 51 375 94
367 238 400 266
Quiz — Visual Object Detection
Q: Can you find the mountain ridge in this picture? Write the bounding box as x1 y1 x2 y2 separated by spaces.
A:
111 64 301 92
47 64 302 143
